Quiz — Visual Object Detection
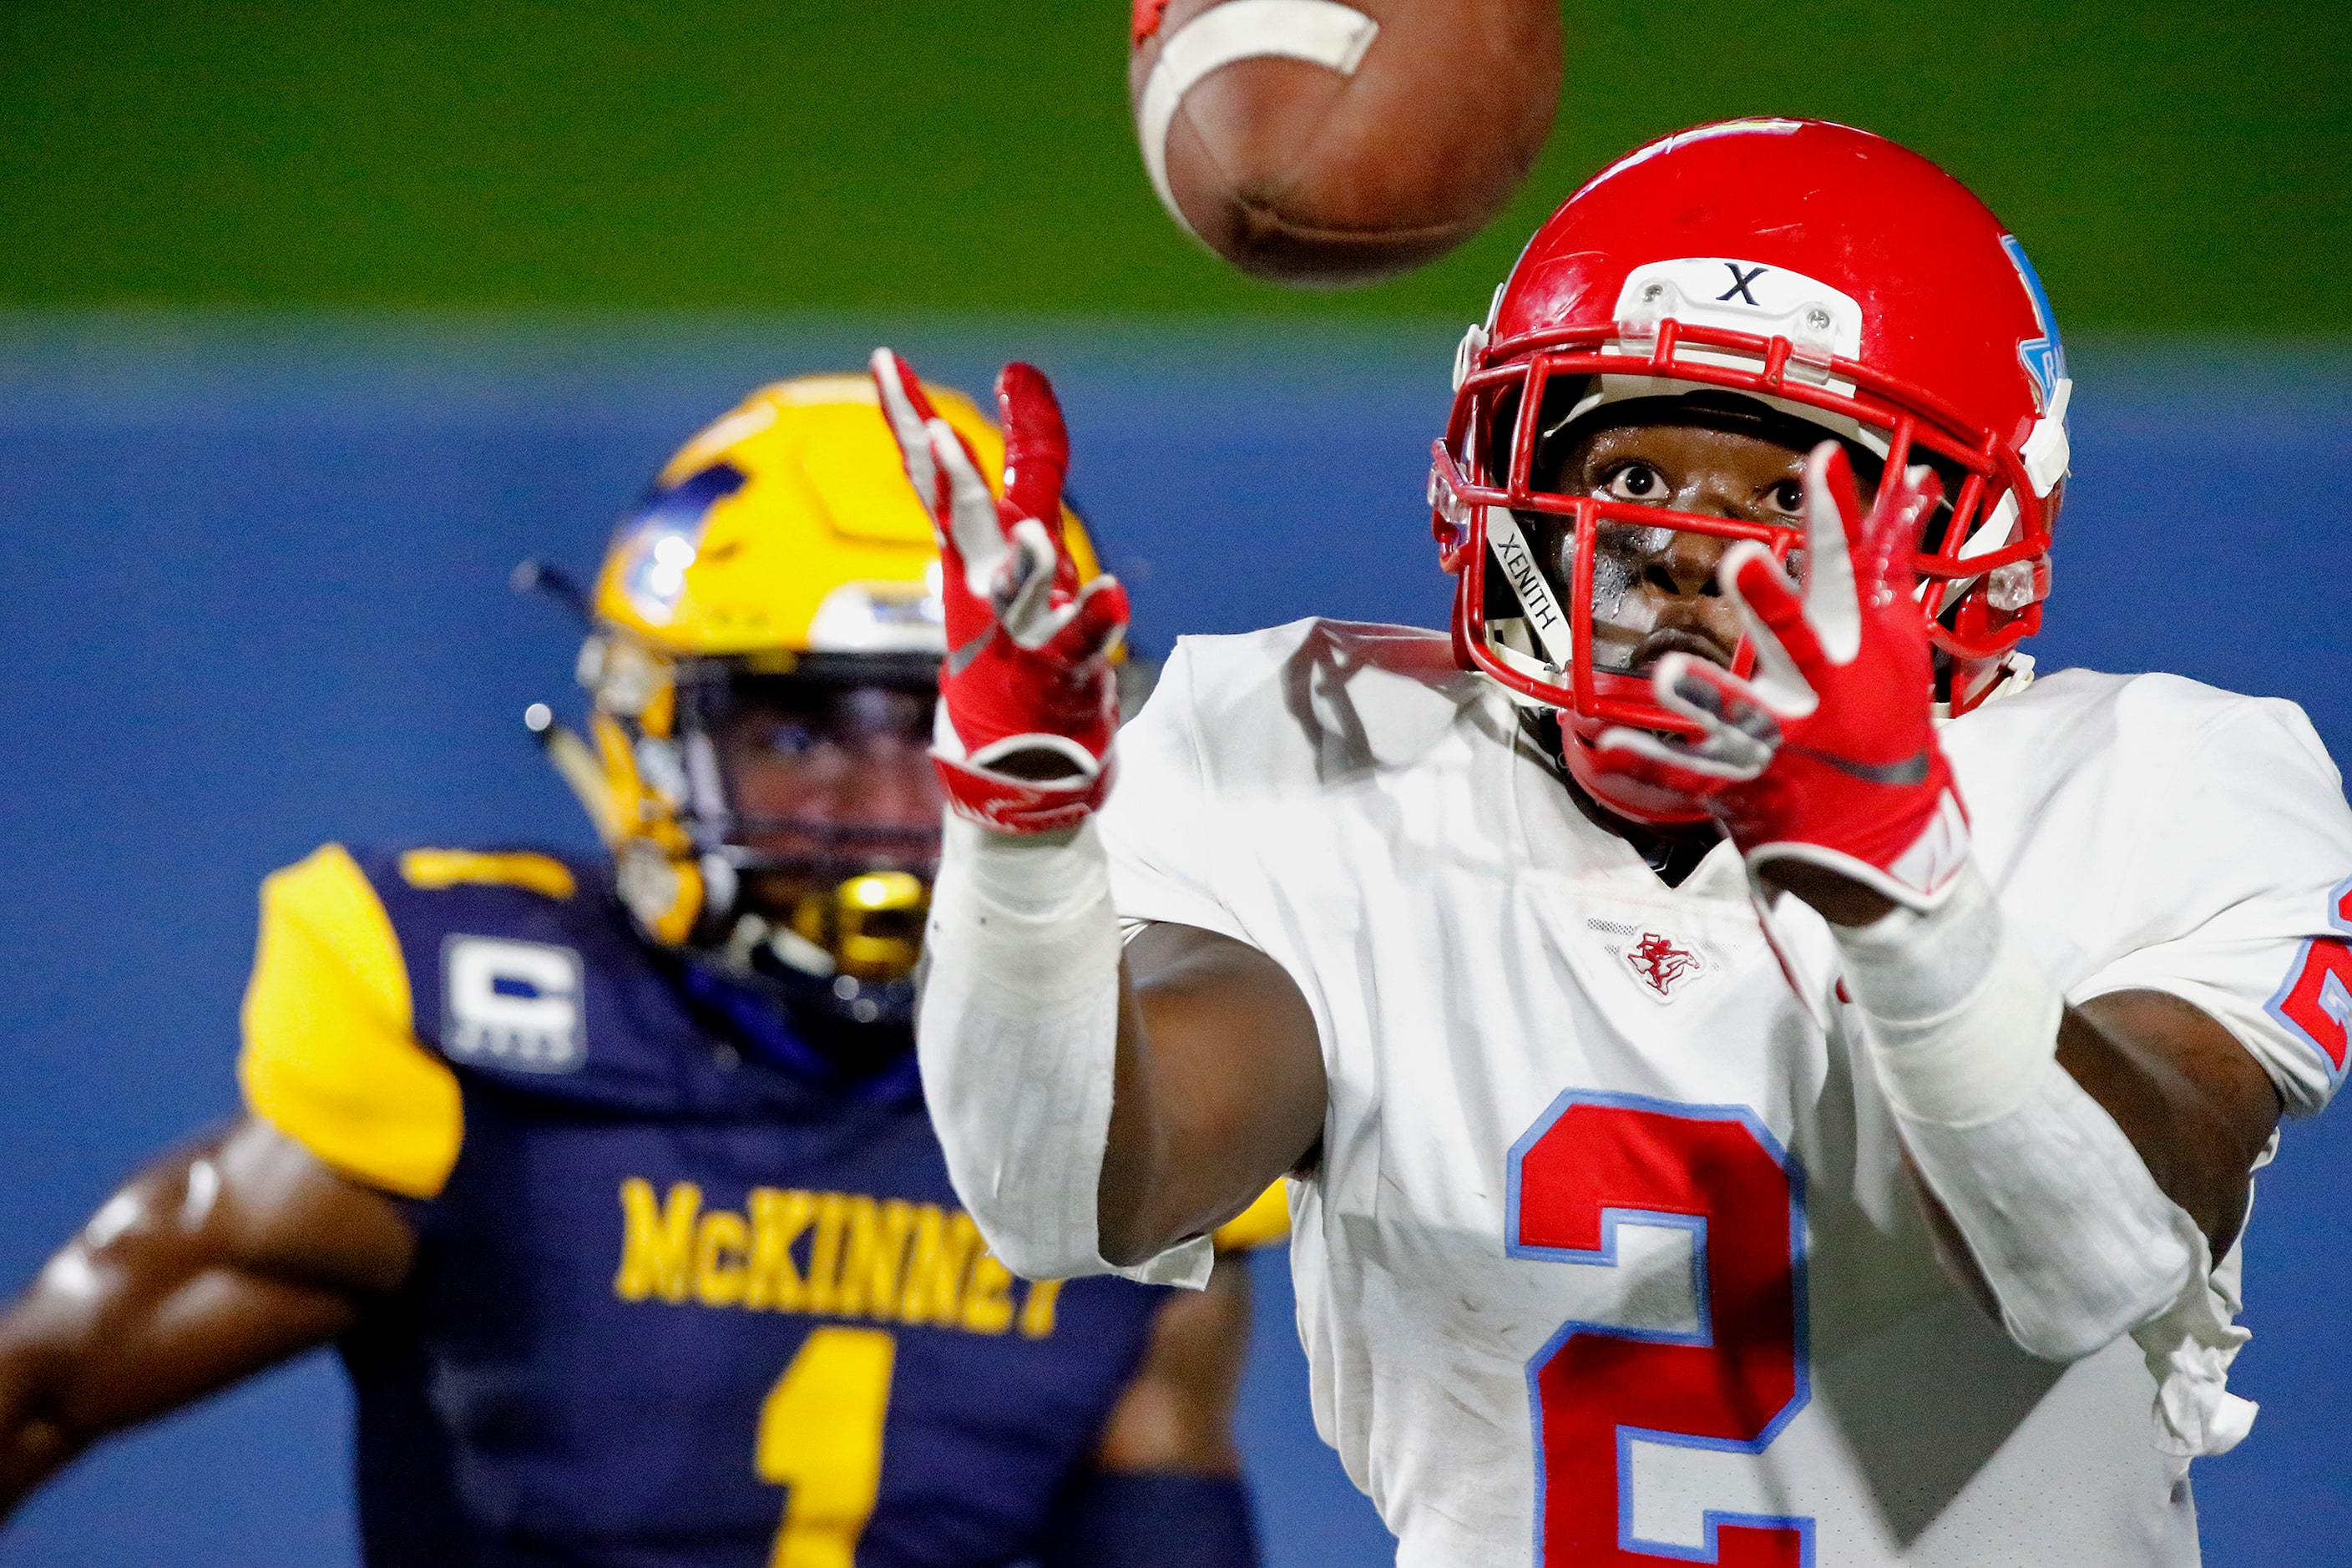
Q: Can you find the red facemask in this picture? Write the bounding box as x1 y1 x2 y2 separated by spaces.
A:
1432 119 2070 824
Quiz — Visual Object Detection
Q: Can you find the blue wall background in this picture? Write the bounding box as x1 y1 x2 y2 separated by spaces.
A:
0 315 2345 1564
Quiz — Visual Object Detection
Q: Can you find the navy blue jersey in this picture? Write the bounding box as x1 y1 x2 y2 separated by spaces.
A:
238 842 1170 1568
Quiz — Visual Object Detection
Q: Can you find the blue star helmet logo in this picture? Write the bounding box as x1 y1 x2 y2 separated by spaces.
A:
2000 235 2067 415
615 462 747 625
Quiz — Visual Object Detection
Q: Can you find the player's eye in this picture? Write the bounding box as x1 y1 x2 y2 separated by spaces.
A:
1764 478 1805 516
1601 463 1667 502
758 721 818 759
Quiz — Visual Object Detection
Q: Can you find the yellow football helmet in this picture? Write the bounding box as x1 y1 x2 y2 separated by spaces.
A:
532 372 1104 1026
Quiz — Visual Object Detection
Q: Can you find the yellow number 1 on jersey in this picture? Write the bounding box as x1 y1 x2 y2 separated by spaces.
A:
756 1327 898 1568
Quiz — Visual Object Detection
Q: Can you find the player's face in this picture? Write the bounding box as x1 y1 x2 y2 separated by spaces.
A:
1525 413 1874 675
717 681 943 908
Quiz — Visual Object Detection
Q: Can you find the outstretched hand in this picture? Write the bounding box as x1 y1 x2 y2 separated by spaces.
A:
1590 443 1971 913
871 349 1129 833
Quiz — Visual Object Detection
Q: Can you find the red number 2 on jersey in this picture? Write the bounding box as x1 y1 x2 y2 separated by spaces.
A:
1509 1092 1813 1566
2267 877 2352 1088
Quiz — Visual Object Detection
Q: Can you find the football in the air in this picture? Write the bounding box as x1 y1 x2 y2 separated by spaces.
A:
1129 0 1562 286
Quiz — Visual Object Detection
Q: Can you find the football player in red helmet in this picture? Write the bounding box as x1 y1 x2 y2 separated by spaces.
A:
1429 117 2066 852
884 118 2352 1565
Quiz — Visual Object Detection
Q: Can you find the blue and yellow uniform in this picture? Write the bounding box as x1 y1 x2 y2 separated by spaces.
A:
240 841 1283 1566
226 375 1284 1565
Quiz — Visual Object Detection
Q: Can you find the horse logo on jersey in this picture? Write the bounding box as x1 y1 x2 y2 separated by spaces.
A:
1624 931 1706 1000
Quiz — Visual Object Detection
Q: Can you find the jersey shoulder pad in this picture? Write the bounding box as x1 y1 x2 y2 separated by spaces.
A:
1168 619 1464 716
239 842 463 1198
2112 672 2339 779
1152 619 1477 792
1999 667 2313 756
1987 674 2352 1112
352 842 710 1108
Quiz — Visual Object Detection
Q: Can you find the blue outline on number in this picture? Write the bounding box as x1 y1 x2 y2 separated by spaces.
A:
2326 873 2352 938
2264 876 2352 1090
1505 1089 1814 1567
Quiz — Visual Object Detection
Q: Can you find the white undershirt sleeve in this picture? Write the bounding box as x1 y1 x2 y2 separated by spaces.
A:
1833 865 2254 1453
916 814 1213 1289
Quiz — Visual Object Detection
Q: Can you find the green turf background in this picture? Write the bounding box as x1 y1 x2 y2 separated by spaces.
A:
3 1 2345 330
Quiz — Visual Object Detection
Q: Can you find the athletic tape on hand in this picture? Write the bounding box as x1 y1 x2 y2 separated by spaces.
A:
1834 865 2056 1127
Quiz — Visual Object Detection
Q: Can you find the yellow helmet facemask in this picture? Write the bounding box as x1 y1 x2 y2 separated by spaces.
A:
525 373 1105 1030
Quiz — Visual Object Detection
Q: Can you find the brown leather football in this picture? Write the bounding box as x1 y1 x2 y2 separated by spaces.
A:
1130 0 1562 286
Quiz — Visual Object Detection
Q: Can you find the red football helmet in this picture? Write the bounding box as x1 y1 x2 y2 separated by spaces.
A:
1429 119 2071 824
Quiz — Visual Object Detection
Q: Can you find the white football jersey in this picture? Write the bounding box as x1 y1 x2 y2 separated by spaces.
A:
1097 619 2352 1568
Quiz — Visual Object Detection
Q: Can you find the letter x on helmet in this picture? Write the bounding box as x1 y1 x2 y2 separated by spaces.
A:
534 373 1106 1026
1429 119 2072 825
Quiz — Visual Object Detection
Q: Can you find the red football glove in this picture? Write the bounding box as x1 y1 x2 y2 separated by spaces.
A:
871 348 1129 835
1591 443 1972 910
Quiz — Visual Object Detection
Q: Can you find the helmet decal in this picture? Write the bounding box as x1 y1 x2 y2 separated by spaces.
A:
1611 259 1864 391
2001 235 2068 415
615 462 746 626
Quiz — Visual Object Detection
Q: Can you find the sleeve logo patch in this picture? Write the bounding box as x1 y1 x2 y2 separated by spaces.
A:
443 934 586 1074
